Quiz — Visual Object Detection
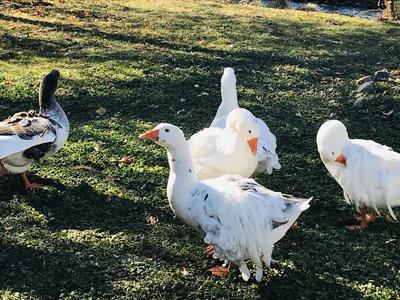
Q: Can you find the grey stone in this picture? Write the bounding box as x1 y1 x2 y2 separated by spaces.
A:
352 93 366 108
357 81 374 93
356 75 374 85
374 69 390 81
352 99 363 108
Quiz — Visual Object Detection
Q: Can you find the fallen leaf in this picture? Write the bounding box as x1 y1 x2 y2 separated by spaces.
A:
106 175 116 183
208 266 230 277
73 165 93 171
384 213 397 223
96 107 107 115
291 221 299 229
148 215 158 225
119 155 135 164
181 268 190 277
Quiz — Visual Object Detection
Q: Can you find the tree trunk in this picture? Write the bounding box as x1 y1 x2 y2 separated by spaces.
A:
386 0 400 19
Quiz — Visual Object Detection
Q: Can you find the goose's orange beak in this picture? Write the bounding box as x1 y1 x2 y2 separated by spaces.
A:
247 138 258 156
335 154 346 165
139 129 159 142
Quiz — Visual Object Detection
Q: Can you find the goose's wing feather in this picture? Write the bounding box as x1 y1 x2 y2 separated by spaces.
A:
0 112 56 159
255 118 280 174
227 177 311 244
334 139 400 219
353 139 400 165
188 128 237 179
193 175 311 265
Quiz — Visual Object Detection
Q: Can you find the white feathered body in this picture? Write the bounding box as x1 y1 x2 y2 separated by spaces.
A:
142 123 310 281
188 127 258 180
322 139 400 219
210 115 280 176
168 169 310 280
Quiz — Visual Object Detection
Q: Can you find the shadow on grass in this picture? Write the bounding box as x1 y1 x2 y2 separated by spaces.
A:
0 1 400 298
0 240 106 298
0 179 197 298
1 10 399 72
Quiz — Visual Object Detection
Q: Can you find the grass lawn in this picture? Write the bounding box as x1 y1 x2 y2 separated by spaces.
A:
0 0 400 298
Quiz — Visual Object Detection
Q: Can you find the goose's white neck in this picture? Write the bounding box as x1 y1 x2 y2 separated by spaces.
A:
166 144 198 225
41 101 70 156
41 101 69 129
220 81 239 112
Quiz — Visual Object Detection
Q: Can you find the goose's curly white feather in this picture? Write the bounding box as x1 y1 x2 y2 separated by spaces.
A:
140 123 311 281
317 120 400 220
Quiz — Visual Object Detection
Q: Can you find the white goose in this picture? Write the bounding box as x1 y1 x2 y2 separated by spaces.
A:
0 69 69 189
210 67 281 175
188 108 259 180
140 123 311 281
317 120 400 229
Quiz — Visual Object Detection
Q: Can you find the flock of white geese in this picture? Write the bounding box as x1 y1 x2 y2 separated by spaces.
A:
1 68 399 281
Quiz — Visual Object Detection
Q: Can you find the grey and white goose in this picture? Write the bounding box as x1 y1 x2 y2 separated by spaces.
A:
0 69 69 189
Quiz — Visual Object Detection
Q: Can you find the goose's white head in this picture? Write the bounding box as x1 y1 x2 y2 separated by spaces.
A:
139 123 186 151
316 120 349 165
226 108 260 156
220 67 237 104
221 67 236 85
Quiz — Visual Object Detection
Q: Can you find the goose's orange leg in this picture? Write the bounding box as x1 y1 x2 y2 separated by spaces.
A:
347 208 376 230
21 172 43 190
204 245 214 256
0 161 8 176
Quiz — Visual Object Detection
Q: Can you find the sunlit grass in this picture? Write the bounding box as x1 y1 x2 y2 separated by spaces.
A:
0 0 399 299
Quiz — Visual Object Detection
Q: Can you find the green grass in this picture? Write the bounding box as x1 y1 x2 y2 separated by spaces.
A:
0 0 400 298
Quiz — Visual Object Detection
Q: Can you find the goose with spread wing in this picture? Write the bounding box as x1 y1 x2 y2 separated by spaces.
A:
0 69 69 189
140 123 311 281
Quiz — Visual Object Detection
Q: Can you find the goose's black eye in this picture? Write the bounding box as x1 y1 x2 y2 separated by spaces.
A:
248 130 252 134
165 129 170 133
332 152 335 155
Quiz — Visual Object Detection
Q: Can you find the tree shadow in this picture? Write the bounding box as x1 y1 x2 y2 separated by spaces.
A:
0 10 399 71
0 178 201 298
0 240 107 299
1 1 400 298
